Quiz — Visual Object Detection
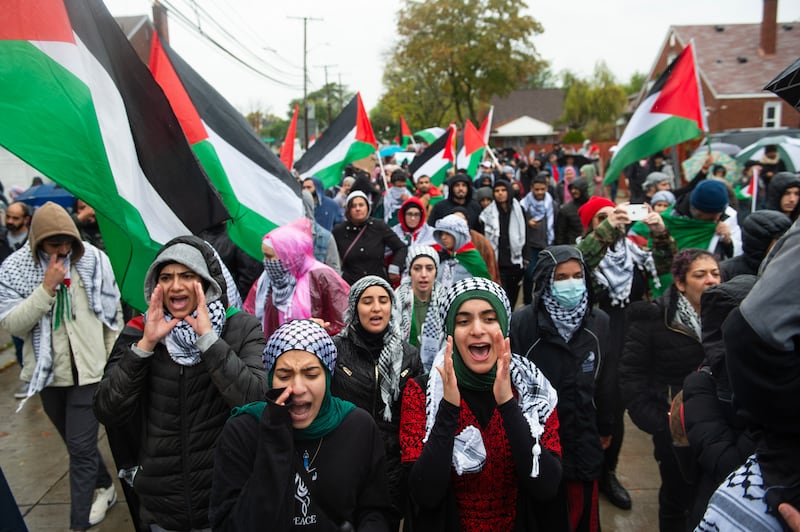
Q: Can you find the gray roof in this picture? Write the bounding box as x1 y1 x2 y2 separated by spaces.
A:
671 22 800 96
489 88 565 127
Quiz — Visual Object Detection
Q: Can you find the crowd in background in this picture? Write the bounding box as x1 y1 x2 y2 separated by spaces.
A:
1 139 800 532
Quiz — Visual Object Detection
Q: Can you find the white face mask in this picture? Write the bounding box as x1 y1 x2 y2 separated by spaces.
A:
551 278 586 309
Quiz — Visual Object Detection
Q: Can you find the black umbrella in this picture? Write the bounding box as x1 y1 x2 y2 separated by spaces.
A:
557 153 592 168
764 57 800 112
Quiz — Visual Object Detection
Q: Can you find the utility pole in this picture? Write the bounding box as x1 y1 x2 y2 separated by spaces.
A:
338 73 344 107
288 16 322 149
316 64 337 125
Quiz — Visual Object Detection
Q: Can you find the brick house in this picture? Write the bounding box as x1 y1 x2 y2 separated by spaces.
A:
645 0 799 133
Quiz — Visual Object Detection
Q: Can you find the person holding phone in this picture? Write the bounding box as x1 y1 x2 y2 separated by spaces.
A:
210 319 392 531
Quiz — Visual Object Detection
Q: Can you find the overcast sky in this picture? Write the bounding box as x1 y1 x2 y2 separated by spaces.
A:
105 0 800 119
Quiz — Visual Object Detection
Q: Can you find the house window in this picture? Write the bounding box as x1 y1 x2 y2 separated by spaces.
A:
763 102 781 128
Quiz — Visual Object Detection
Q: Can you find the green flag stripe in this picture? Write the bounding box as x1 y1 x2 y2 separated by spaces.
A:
604 116 702 185
0 40 182 309
192 139 280 260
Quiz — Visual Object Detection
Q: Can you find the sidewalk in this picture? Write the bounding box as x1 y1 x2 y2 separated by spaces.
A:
0 331 659 531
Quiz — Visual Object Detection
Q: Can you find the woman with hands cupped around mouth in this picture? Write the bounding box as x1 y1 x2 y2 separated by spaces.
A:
398 278 566 531
94 236 267 531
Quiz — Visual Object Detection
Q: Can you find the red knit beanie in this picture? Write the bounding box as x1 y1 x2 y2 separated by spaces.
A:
578 197 616 229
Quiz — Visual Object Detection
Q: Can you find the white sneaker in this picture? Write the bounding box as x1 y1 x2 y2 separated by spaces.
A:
88 485 117 526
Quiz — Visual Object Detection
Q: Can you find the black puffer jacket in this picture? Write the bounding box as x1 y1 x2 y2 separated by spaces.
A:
620 288 704 437
509 245 613 481
682 276 758 529
94 236 267 530
719 210 791 280
332 327 421 520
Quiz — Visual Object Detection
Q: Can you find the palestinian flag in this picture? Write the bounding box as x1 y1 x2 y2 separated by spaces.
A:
604 42 705 185
294 93 377 190
399 115 415 149
0 0 229 310
408 126 457 186
414 127 446 145
149 32 303 261
280 104 299 170
455 119 485 177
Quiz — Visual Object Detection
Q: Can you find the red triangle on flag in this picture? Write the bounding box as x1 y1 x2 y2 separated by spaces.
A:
355 93 377 148
652 43 703 128
149 31 208 145
478 107 493 144
280 104 298 170
0 0 74 42
400 116 412 138
463 120 483 156
443 125 458 162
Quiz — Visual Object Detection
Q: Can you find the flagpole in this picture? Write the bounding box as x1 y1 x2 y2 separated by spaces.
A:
690 39 710 143
376 150 389 192
751 166 759 214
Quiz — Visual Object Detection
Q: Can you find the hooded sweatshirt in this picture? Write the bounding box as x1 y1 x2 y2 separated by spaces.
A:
719 210 791 280
510 245 613 481
427 173 483 230
306 176 345 231
554 177 589 245
392 196 436 247
764 171 800 218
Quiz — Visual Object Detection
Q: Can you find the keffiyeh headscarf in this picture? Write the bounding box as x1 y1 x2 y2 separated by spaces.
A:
542 269 590 343
233 320 356 440
0 242 119 406
253 219 318 329
395 246 446 370
594 237 660 306
675 291 702 340
340 276 404 422
143 240 227 366
424 278 558 477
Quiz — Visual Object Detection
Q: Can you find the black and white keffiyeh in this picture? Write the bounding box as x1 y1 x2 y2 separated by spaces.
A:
423 350 558 477
155 299 226 366
0 242 119 406
675 292 702 340
542 280 589 343
521 190 555 245
263 319 337 374
479 198 527 267
340 276 404 422
254 258 297 325
594 237 659 306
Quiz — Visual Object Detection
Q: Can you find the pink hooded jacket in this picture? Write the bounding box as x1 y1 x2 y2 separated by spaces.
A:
244 218 349 337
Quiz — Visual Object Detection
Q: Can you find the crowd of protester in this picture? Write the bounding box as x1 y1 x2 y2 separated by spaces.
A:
2 142 800 532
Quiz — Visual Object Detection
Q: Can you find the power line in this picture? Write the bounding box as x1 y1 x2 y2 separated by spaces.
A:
159 0 303 90
176 0 303 80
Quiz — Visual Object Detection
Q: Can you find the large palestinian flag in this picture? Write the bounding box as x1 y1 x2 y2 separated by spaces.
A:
0 0 230 310
294 93 377 189
604 42 705 185
408 126 457 186
149 32 303 261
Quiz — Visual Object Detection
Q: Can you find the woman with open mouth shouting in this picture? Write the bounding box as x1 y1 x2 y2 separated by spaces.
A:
399 277 564 531
331 275 422 530
210 319 393 530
